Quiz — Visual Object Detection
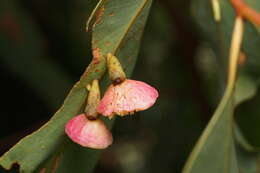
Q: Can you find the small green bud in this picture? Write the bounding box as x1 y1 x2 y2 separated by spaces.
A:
107 53 126 85
85 79 100 119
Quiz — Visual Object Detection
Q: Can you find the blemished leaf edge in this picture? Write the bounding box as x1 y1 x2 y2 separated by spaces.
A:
0 0 154 172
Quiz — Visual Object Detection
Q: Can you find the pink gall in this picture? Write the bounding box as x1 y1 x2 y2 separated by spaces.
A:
65 114 113 149
97 79 159 118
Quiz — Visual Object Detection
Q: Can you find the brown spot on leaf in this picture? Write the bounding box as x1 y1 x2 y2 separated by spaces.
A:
0 13 23 43
109 13 114 17
39 168 47 173
51 156 60 173
92 48 101 64
94 6 105 26
238 51 246 66
105 42 111 46
93 39 99 45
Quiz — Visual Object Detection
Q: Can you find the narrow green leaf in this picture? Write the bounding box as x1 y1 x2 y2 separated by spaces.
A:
235 90 260 149
234 125 257 152
184 0 260 172
183 0 240 172
234 75 257 106
0 0 153 172
235 125 260 173
236 146 260 173
183 86 238 172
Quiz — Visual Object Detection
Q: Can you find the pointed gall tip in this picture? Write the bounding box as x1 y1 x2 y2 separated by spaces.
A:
65 114 113 149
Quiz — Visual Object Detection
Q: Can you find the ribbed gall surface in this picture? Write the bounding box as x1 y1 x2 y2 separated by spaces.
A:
97 79 159 118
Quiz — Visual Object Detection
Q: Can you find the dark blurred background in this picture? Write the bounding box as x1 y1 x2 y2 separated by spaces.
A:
0 0 220 172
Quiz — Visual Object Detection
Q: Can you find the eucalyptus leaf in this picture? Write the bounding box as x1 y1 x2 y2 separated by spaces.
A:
184 0 260 172
183 85 238 172
236 146 260 173
0 0 153 172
